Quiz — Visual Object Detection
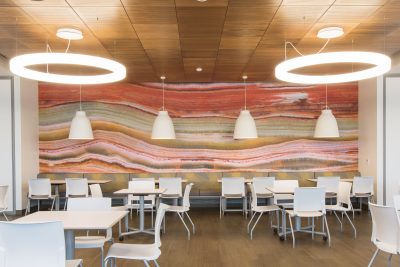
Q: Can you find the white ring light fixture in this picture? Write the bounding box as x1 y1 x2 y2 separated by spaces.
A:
10 52 126 84
275 51 391 84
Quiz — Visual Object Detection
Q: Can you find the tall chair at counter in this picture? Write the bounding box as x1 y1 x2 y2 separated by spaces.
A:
159 177 183 206
64 178 88 210
220 177 247 218
26 179 56 215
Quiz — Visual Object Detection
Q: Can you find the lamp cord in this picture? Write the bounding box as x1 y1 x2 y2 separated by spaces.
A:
162 78 165 111
79 84 82 111
65 39 71 53
285 39 330 58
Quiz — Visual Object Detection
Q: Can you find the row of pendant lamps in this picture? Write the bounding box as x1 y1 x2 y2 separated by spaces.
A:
69 77 339 140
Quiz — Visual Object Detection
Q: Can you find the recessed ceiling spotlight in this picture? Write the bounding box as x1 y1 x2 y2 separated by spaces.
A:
317 26 344 39
56 27 83 40
196 67 203 72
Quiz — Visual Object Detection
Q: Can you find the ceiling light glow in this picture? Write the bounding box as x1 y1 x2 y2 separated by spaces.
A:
275 51 391 84
317 27 344 39
56 28 83 40
9 52 126 84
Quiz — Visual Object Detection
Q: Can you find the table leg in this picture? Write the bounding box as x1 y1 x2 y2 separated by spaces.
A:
139 195 145 231
55 185 60 211
295 217 301 231
64 230 75 260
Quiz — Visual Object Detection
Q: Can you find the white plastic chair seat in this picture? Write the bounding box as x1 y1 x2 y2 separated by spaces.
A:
286 210 324 218
105 242 161 261
167 205 189 213
374 241 398 254
29 194 56 200
326 204 351 212
352 193 373 197
126 203 154 209
161 193 180 198
257 193 273 198
75 235 109 248
325 192 337 198
66 259 83 267
253 204 280 213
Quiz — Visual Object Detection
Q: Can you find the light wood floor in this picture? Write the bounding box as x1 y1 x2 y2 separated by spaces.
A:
63 208 398 267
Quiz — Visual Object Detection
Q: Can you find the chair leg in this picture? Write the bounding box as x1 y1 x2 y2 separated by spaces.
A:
143 260 150 267
38 199 40 211
248 212 257 233
323 215 331 247
185 212 195 234
333 211 343 232
151 208 154 228
154 259 160 267
244 197 248 218
177 212 191 240
25 199 30 215
219 197 222 219
250 212 264 240
312 217 315 240
51 198 55 211
2 211 8 221
368 248 380 267
101 247 104 267
344 211 357 239
64 198 68 210
288 215 295 248
388 254 393 267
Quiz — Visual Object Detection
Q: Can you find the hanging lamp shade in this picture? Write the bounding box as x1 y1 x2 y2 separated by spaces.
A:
234 110 258 139
151 110 176 139
68 111 93 139
314 109 339 138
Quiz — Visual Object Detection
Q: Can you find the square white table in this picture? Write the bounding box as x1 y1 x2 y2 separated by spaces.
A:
14 210 128 260
114 188 165 238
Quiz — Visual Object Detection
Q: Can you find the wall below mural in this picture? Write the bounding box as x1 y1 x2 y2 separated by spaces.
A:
39 82 358 173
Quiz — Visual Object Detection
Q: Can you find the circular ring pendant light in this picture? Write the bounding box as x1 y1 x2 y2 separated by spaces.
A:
9 27 126 84
10 53 126 84
275 51 391 84
275 26 391 84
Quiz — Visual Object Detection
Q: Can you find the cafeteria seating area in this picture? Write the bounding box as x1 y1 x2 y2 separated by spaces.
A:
2 0 400 266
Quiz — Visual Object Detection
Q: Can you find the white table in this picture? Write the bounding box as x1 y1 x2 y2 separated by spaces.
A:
14 210 128 260
50 179 112 210
217 178 252 183
114 188 165 238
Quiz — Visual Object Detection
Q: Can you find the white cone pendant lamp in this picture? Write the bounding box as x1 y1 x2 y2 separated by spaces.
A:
151 76 176 139
234 75 258 139
69 85 93 140
314 85 340 138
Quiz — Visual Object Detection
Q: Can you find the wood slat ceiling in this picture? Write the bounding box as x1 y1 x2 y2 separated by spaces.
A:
0 0 399 82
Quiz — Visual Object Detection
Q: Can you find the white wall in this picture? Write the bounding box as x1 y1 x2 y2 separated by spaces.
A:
358 78 378 197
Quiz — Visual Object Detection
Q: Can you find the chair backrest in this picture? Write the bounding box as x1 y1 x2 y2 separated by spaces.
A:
89 184 103 197
155 203 169 247
67 197 112 211
65 178 88 197
273 180 299 193
316 176 340 193
294 187 326 213
0 185 8 209
28 179 51 197
159 177 182 196
337 182 353 207
369 203 400 253
129 178 155 191
249 184 258 209
221 177 245 196
353 176 374 194
182 183 194 208
252 177 275 195
0 221 66 267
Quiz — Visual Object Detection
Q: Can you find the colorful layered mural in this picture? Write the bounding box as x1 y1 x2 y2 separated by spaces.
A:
39 82 358 173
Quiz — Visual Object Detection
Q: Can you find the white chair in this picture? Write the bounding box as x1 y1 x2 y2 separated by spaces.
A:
159 177 182 205
68 197 113 267
90 183 103 197
164 183 195 240
26 178 56 215
252 176 274 203
368 202 400 267
326 182 356 238
0 185 8 221
104 203 169 267
272 180 299 207
285 187 331 248
64 178 89 210
0 221 82 267
127 178 156 224
247 184 280 240
352 176 374 214
316 176 340 199
220 177 247 218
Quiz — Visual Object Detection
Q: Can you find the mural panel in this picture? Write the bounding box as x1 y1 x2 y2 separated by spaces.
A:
39 82 358 173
